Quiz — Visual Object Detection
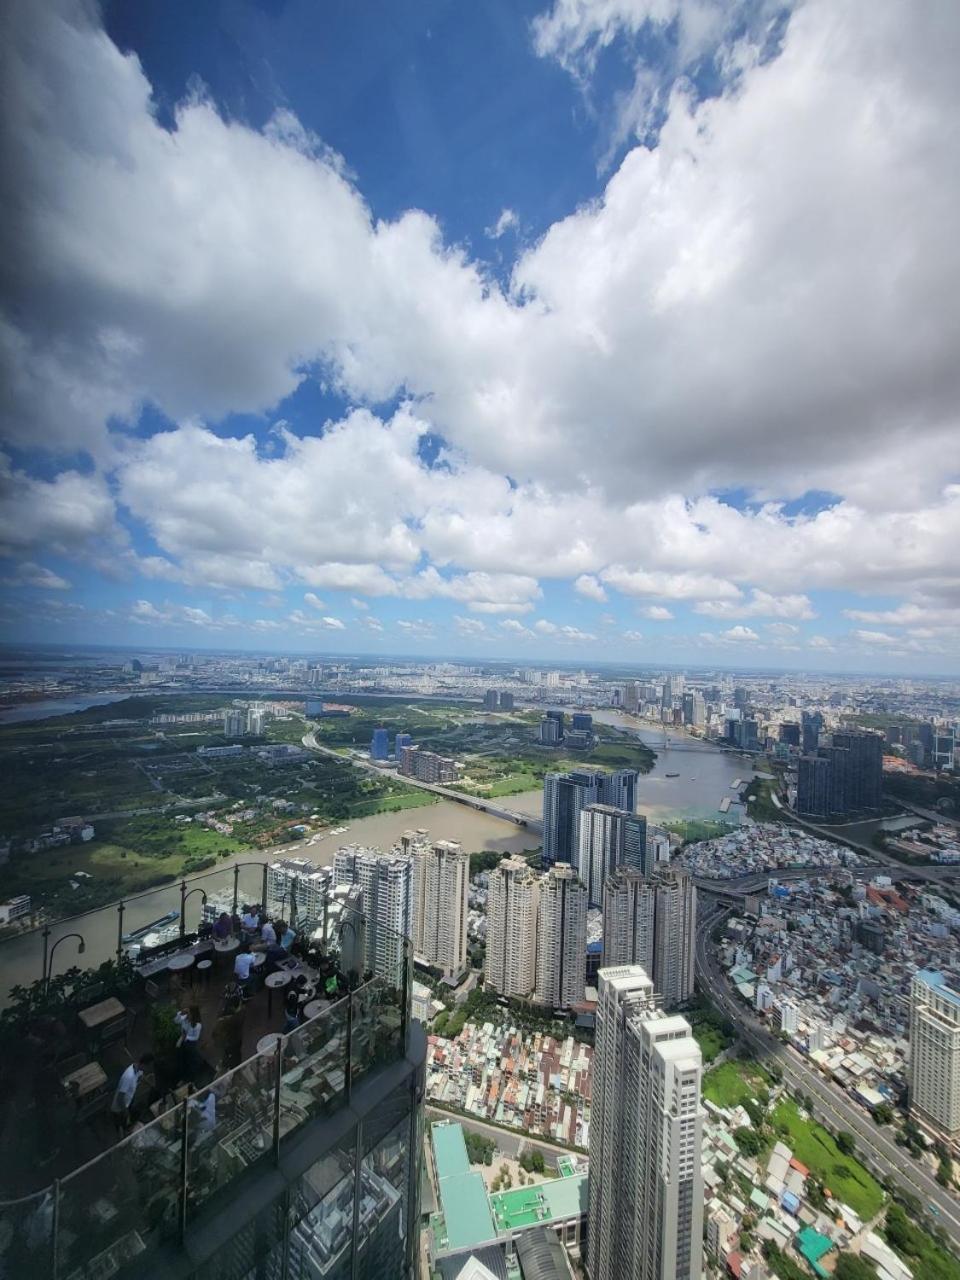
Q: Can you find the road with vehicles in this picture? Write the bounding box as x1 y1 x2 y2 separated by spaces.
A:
696 900 960 1246
692 860 960 900
301 730 544 835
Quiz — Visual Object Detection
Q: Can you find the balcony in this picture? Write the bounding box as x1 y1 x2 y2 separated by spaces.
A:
0 861 421 1279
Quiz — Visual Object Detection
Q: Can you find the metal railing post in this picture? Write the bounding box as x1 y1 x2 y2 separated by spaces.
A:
178 1101 190 1242
273 1041 283 1162
116 901 124 962
232 864 239 918
400 938 410 1044
179 880 188 939
345 993 353 1105
261 863 268 913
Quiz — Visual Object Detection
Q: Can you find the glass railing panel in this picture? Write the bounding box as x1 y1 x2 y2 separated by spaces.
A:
350 978 404 1090
183 1049 278 1224
55 1102 184 1277
0 1189 55 1275
280 996 349 1136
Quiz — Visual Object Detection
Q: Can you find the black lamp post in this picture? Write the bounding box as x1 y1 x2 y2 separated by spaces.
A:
43 931 86 990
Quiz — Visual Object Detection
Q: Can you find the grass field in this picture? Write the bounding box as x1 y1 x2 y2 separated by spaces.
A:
703 1059 771 1108
694 1025 729 1063
772 1099 884 1220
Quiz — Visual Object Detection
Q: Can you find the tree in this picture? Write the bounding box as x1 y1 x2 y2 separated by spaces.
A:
835 1254 879 1280
733 1127 764 1157
836 1130 856 1156
873 1103 894 1126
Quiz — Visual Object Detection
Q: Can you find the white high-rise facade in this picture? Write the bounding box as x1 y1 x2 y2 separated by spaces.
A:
412 839 470 979
601 868 655 973
653 865 697 1008
535 863 587 1010
909 968 960 1138
333 846 412 986
602 864 696 1009
589 966 703 1280
485 856 539 998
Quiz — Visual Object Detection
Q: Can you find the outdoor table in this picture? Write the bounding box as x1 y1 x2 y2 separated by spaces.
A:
78 997 125 1031
62 1060 107 1099
251 952 266 968
265 970 291 1017
195 958 213 987
214 937 239 968
257 1033 282 1055
167 952 195 992
302 999 328 1023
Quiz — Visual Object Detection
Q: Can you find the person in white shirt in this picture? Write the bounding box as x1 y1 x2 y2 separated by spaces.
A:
234 944 255 984
260 919 277 946
240 906 261 939
188 1086 217 1133
111 1054 152 1132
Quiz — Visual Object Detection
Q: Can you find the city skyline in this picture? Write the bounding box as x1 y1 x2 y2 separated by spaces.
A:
2 1 960 673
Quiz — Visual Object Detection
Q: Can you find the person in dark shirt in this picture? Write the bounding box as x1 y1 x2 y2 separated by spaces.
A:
212 999 245 1071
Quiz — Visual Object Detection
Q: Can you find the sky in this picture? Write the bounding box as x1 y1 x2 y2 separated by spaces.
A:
1 0 959 674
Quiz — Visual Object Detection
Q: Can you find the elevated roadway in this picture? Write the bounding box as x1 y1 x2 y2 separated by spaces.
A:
696 901 960 1245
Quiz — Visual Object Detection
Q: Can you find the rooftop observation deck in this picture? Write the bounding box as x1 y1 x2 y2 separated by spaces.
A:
0 860 414 1279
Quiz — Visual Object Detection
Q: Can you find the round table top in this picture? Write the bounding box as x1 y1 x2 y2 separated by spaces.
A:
265 971 291 989
251 952 266 968
195 959 213 971
214 937 239 953
302 999 327 1021
167 953 195 971
257 1033 283 1055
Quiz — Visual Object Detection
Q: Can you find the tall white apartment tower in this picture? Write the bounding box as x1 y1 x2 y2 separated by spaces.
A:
653 865 697 1008
909 968 960 1138
535 863 587 1010
333 845 412 986
413 839 470 980
601 867 656 973
589 966 704 1280
485 856 539 998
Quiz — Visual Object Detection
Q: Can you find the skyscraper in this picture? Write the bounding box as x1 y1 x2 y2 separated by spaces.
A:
589 966 704 1280
499 691 515 711
534 863 587 1009
333 845 412 984
369 726 389 760
485 856 539 998
909 969 960 1139
801 709 824 754
652 865 697 1007
796 728 883 819
483 689 499 710
601 868 655 973
577 804 649 905
601 864 696 1008
412 839 470 979
223 709 247 738
542 768 638 866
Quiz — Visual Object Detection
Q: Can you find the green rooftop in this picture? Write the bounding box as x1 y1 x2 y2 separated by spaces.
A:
490 1173 588 1233
430 1122 499 1253
797 1226 834 1278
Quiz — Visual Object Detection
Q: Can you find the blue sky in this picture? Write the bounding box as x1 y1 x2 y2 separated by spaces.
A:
1 0 959 673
